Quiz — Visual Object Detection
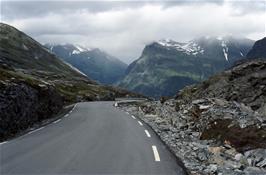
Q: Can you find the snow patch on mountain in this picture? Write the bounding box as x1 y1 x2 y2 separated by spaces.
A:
64 62 88 77
157 39 204 56
221 40 229 61
72 45 92 55
223 48 228 61
75 45 87 52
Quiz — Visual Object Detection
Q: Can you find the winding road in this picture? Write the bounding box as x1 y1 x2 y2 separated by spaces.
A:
0 102 186 175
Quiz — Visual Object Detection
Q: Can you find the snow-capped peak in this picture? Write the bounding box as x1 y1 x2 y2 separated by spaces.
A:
72 45 92 55
156 39 204 56
157 39 180 46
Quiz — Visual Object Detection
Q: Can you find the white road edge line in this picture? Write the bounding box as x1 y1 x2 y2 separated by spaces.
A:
64 114 69 118
145 130 151 137
0 141 7 145
131 115 136 119
28 127 45 135
152 145 161 162
53 119 61 124
69 104 76 114
138 121 143 126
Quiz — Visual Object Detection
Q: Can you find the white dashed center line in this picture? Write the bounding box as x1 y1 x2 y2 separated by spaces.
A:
131 115 136 119
126 112 129 114
145 130 151 137
152 145 160 162
138 121 143 126
53 119 61 124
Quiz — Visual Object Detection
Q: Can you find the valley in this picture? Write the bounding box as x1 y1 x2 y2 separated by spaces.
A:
45 44 127 84
0 2 265 174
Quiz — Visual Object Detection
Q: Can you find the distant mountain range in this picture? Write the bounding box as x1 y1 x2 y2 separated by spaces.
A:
118 36 254 98
44 44 127 84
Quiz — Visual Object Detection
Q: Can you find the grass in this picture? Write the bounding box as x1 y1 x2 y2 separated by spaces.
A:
200 119 266 152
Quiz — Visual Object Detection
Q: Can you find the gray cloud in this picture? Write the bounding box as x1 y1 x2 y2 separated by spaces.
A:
1 0 265 63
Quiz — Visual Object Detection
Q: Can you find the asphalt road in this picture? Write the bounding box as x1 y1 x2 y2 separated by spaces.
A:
0 102 186 175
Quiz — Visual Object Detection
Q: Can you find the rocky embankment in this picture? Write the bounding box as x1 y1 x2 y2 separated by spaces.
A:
0 76 63 141
117 59 266 175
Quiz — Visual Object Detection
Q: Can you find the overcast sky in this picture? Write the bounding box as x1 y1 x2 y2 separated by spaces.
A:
1 0 265 63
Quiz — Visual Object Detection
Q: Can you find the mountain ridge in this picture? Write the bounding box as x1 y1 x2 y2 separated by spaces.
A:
118 36 254 98
247 37 266 59
44 43 127 85
118 37 266 175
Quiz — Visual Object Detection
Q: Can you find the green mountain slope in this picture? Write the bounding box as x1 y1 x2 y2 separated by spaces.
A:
0 23 141 140
118 36 254 98
44 44 127 84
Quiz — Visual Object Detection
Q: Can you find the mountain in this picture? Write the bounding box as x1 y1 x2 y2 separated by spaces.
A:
247 37 266 59
44 44 127 84
118 39 266 174
118 36 254 98
0 23 141 140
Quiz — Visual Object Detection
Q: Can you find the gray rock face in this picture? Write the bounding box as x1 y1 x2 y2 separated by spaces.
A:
0 81 63 141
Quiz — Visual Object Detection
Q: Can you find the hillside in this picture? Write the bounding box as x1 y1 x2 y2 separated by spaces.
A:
0 23 141 141
44 44 127 84
247 37 266 59
118 36 254 98
118 37 266 174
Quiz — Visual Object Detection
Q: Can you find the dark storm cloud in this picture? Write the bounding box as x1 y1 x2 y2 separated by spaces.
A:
3 0 255 20
1 0 265 63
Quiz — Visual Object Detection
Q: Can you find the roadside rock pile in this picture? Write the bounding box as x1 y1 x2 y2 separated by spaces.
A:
118 98 266 174
117 57 266 175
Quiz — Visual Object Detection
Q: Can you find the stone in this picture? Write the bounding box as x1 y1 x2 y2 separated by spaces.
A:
192 99 206 104
244 166 266 175
247 158 253 166
208 146 224 155
235 153 243 161
119 82 266 175
256 159 266 168
197 150 209 161
208 164 218 173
